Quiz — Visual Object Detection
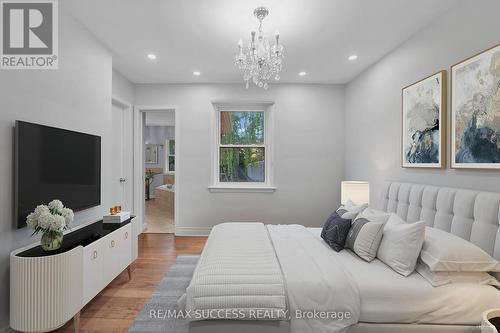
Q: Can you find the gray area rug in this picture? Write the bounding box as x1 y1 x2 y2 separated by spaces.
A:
128 255 199 333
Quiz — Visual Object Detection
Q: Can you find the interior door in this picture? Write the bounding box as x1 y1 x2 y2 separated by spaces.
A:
111 101 133 211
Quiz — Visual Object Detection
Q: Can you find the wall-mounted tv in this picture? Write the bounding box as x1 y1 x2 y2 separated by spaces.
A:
15 121 101 228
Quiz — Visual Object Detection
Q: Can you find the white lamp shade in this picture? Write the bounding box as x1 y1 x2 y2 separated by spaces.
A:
341 181 370 205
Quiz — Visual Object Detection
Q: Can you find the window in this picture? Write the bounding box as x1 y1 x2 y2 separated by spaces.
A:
210 102 275 192
166 139 175 172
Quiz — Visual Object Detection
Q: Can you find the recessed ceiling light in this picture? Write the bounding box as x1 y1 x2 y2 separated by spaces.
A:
298 71 307 76
193 71 201 76
348 54 358 61
147 53 157 60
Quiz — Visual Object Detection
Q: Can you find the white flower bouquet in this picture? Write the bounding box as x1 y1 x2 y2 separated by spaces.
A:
26 200 74 251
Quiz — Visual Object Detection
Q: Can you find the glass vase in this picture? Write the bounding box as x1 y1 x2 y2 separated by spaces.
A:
41 231 63 251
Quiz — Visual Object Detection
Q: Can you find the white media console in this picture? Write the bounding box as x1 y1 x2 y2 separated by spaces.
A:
10 217 139 333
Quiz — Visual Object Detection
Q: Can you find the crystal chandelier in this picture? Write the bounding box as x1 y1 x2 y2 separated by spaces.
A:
235 7 284 89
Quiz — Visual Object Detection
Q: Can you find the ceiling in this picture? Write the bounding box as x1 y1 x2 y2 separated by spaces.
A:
62 0 460 84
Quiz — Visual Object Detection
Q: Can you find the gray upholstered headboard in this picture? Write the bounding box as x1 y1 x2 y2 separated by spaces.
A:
380 182 500 261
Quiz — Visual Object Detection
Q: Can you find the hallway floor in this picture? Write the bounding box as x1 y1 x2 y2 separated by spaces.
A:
144 198 174 233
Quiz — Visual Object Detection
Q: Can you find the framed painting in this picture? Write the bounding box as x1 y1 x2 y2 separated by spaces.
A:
402 70 446 168
451 44 500 169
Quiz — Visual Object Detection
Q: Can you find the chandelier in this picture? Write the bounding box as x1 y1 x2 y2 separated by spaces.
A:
235 7 284 89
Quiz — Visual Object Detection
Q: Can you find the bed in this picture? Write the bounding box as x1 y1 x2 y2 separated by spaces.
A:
183 182 500 333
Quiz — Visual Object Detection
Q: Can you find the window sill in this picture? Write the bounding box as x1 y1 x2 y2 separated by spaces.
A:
208 185 277 193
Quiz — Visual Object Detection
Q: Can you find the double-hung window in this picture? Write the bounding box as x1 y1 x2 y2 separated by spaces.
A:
166 139 175 172
210 102 275 192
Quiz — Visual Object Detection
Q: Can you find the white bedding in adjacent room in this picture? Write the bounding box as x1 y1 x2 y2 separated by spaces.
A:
309 227 500 325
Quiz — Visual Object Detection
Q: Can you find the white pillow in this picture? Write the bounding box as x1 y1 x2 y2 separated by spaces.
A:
377 214 425 276
420 227 500 272
357 207 391 224
384 212 405 230
336 199 368 220
416 261 500 287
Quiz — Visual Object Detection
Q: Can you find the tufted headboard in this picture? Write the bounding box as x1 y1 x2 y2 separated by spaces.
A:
380 182 500 262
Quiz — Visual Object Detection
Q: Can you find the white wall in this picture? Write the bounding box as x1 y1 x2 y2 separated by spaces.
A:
344 0 500 207
145 110 175 126
135 84 345 234
112 69 134 104
0 9 113 331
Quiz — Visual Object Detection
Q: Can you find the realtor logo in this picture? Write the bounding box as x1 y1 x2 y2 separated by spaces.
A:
1 0 58 69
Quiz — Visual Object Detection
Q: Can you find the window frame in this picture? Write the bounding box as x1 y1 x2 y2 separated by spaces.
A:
166 139 175 173
209 102 275 193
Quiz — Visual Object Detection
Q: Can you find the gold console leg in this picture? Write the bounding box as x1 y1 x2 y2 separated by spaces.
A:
73 311 80 333
127 265 132 280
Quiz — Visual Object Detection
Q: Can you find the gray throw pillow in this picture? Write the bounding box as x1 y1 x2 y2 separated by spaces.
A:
345 217 385 262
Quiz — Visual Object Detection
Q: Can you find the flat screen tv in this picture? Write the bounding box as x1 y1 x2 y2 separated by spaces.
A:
15 121 101 228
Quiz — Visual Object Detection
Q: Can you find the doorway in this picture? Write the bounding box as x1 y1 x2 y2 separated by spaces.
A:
134 107 177 234
111 97 133 211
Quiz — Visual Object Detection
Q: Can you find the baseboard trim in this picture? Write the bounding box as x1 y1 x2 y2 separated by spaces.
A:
175 226 211 236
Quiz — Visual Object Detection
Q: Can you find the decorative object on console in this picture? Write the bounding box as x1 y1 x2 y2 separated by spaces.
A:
103 211 131 224
26 199 74 251
402 71 446 168
341 181 370 205
109 205 122 215
451 44 500 169
235 7 284 89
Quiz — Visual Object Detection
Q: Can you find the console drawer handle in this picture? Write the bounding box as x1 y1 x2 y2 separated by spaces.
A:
111 240 115 248
125 232 129 239
93 250 98 259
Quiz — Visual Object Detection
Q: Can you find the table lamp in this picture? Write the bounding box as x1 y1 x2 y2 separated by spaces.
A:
341 181 370 205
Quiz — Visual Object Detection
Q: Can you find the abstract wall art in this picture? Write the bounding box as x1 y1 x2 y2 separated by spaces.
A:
402 71 446 168
451 44 500 169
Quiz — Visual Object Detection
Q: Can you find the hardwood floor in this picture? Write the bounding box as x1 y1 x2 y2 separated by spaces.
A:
56 234 207 333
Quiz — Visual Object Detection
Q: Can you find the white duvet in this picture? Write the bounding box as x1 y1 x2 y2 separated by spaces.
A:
267 224 360 333
182 223 360 333
307 227 500 325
